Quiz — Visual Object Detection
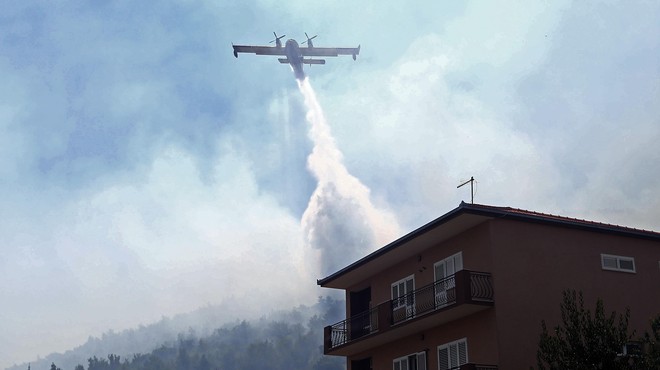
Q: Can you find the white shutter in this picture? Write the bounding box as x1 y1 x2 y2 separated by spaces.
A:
393 361 400 370
449 343 458 367
416 352 426 370
458 340 468 365
438 347 449 370
439 338 468 369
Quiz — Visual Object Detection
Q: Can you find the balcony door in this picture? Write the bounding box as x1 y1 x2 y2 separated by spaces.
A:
349 287 371 339
352 357 372 370
391 275 415 322
433 252 463 307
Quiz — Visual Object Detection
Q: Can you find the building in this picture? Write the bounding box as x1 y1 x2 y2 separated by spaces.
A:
318 202 660 369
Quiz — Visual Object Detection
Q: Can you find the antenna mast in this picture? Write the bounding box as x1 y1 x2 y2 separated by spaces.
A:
457 176 475 204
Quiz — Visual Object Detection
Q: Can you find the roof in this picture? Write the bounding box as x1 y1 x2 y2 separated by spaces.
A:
317 202 660 289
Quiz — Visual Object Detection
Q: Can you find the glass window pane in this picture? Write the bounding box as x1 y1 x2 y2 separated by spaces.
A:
619 259 634 271
435 263 445 281
602 256 617 268
455 253 463 271
447 259 455 275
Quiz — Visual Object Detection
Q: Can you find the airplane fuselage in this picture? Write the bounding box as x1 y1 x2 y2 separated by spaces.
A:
284 39 305 80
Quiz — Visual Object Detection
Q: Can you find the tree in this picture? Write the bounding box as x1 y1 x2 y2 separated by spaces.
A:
535 289 633 370
175 347 191 370
88 356 109 370
197 354 211 370
638 314 660 368
107 354 121 370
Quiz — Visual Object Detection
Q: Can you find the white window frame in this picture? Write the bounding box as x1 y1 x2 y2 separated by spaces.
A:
601 254 636 273
437 338 468 370
391 275 415 310
433 252 463 282
393 351 426 370
393 355 408 370
433 252 463 307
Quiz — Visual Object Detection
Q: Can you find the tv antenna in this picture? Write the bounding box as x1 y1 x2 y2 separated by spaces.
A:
457 176 475 204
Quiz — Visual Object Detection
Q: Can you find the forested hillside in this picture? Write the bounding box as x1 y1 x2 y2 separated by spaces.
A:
9 297 344 370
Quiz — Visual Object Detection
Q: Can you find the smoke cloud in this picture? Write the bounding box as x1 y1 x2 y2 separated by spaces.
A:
298 78 401 277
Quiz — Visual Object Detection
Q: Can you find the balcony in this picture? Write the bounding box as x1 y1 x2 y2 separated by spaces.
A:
324 270 494 355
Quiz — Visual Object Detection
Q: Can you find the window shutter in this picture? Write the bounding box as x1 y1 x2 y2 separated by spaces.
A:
449 343 458 367
438 347 449 370
416 352 427 370
458 340 468 365
394 361 400 370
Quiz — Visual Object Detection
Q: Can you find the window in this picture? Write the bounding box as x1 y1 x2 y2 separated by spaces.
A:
438 338 468 370
601 254 635 273
618 342 642 357
392 275 415 310
434 252 463 306
393 352 427 370
434 252 463 282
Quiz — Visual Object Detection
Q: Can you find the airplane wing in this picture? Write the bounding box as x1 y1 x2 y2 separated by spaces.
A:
232 45 287 56
300 46 360 57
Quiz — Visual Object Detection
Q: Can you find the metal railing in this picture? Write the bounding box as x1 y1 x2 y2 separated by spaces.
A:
453 365 498 370
328 306 378 348
470 272 495 302
392 274 457 324
325 270 494 351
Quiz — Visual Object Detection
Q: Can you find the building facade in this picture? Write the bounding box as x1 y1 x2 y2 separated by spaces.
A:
318 203 660 369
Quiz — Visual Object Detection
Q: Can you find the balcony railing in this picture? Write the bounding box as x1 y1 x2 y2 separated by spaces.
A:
452 365 498 370
324 270 494 352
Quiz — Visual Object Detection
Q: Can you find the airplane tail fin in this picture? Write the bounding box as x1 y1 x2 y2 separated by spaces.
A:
278 58 290 64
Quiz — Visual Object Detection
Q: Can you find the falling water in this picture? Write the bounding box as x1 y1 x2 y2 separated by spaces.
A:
297 78 400 276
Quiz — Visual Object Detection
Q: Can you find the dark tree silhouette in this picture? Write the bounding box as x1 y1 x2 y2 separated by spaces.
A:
535 290 632 370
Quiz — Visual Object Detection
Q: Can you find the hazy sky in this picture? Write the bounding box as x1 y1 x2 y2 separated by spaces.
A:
2 1 659 367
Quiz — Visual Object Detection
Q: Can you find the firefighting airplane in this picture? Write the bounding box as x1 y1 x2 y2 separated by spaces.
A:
232 32 360 80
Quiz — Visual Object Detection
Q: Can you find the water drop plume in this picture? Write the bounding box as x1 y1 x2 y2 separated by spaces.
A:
298 78 401 276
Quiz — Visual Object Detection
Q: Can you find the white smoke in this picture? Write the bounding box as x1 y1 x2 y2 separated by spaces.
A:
298 78 401 277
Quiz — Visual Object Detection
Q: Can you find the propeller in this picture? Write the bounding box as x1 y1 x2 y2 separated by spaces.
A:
302 32 318 46
269 32 286 44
